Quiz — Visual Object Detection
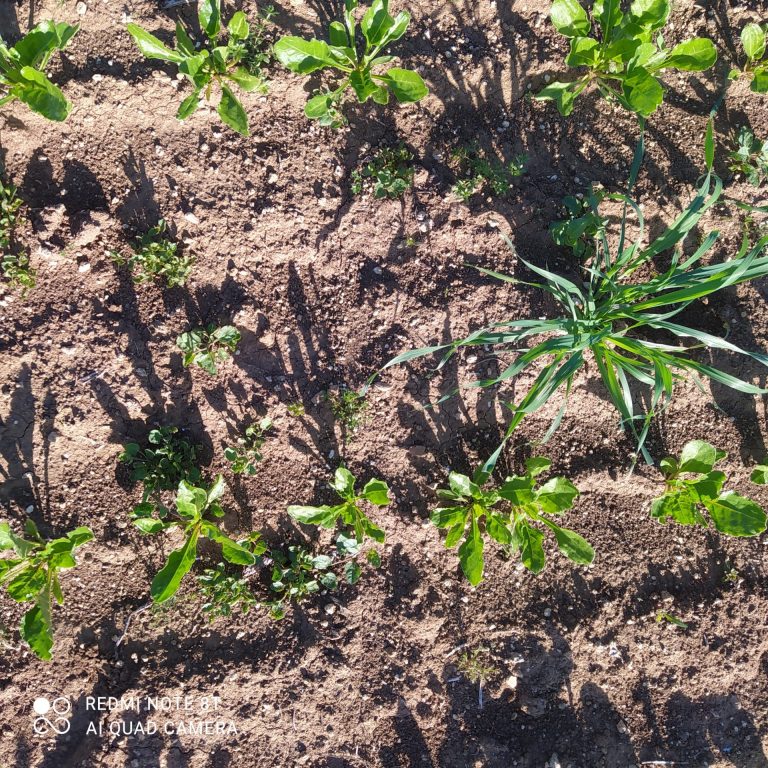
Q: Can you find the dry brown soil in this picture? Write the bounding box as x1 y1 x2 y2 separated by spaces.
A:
1 0 768 766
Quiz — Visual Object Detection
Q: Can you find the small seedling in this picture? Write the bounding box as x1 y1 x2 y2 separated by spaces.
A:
119 426 200 517
450 145 526 202
287 401 306 418
224 417 273 475
326 388 368 438
550 184 608 259
0 21 79 121
132 475 258 603
723 565 740 585
0 520 93 660
274 0 428 127
656 610 687 629
240 5 276 81
537 0 717 117
457 647 498 708
127 0 272 136
0 176 35 295
432 458 593 586
652 441 768 537
288 467 390 544
111 220 193 288
267 545 338 619
351 144 415 199
729 23 768 93
176 324 240 375
728 127 768 187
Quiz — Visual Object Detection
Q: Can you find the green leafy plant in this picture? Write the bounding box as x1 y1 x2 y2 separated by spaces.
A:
274 0 428 127
326 388 368 438
0 176 35 295
656 610 687 629
132 476 258 603
652 441 767 537
0 520 93 660
127 0 270 136
240 5 276 81
120 426 200 517
537 0 717 117
432 459 592 586
224 417 273 475
450 144 527 202
287 401 306 417
288 467 389 545
550 183 608 259
729 23 767 93
266 545 338 620
377 127 768 469
176 324 240 375
111 220 193 288
728 127 768 187
351 144 415 199
0 21 79 121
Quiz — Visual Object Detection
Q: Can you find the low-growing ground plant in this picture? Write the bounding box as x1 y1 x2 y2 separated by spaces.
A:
537 0 717 118
197 562 260 620
729 22 767 93
351 144 415 199
120 426 200 517
274 0 428 127
288 467 389 545
377 126 768 469
132 475 258 603
450 145 527 202
651 441 767 537
457 647 498 707
728 127 768 186
656 610 687 629
432 458 592 586
0 521 93 660
127 0 272 136
240 5 276 82
111 220 193 288
287 401 306 418
0 21 79 121
0 175 35 295
550 184 608 259
326 388 368 439
225 417 273 475
176 324 240 375
266 545 337 620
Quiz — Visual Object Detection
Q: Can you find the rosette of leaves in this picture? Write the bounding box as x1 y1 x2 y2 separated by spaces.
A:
651 441 767 537
132 475 259 603
266 545 338 620
224 417 273 475
351 144 415 199
0 520 93 660
537 0 717 117
0 175 36 295
111 219 193 288
728 127 768 187
729 23 768 93
119 426 201 517
450 144 527 202
127 0 269 136
432 459 592 586
274 0 428 127
176 323 240 375
0 21 79 121
550 184 608 259
288 467 389 544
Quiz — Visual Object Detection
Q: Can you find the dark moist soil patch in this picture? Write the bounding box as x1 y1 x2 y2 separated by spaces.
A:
1 0 768 767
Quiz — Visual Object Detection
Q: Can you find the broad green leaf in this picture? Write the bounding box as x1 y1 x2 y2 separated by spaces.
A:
659 457 677 477
622 68 664 116
535 80 580 116
273 37 337 73
362 478 390 506
750 465 768 485
332 467 356 498
344 561 362 584
650 489 703 526
629 0 670 30
150 528 199 603
536 476 579 513
664 38 717 72
287 505 337 527
320 572 338 589
21 605 53 660
133 517 167 534
12 67 71 121
177 89 201 119
361 0 394 47
305 91 335 119
458 517 484 585
498 475 535 506
687 471 725 503
705 492 767 537
526 457 551 477
366 549 381 567
329 21 349 46
362 517 386 544
350 69 379 102
445 521 465 547
65 527 93 548
544 520 594 564
448 473 478 498
228 11 249 40
518 523 546 574
594 0 623 37
751 69 768 93
382 68 428 103
678 440 724 474
213 531 257 565
229 68 264 92
550 0 591 38
741 23 766 63
175 22 196 56
198 0 222 40
176 481 207 517
218 85 249 136
566 36 600 68
381 11 410 46
312 555 333 570
486 514 512 545
431 507 468 528
126 24 184 64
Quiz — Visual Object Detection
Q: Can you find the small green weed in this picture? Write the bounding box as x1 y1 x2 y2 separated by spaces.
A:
656 610 687 629
729 23 767 93
326 388 368 437
728 127 768 186
176 324 240 375
351 144 415 199
224 417 273 475
0 176 35 295
550 184 608 259
450 144 526 202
